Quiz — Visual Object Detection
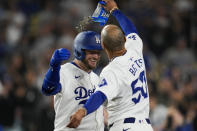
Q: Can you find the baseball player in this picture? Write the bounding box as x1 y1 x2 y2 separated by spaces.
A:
42 31 104 131
67 0 153 131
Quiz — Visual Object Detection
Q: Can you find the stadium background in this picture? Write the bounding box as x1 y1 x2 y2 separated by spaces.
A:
0 0 196 131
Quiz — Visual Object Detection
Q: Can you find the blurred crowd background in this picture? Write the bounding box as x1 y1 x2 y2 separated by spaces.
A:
0 0 196 131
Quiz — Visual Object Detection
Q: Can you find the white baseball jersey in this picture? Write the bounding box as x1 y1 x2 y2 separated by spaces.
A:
54 62 104 131
97 33 150 125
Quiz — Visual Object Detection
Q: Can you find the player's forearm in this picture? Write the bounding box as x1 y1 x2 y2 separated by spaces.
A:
83 91 107 115
112 9 138 36
42 66 62 95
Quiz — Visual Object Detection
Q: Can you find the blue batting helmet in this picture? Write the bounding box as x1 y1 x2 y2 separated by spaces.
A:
74 31 102 60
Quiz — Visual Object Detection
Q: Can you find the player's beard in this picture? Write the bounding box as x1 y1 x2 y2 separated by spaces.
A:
82 58 98 70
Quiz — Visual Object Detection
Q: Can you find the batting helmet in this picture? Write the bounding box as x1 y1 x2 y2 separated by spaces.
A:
74 31 102 60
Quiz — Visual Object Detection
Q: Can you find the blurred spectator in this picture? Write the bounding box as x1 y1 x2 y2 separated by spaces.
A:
162 37 195 75
5 0 26 47
37 97 55 131
150 94 168 131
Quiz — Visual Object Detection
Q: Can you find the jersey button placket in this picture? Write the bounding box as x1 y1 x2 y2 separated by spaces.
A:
88 74 99 131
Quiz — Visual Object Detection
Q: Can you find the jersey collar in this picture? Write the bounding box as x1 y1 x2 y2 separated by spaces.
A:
70 62 92 74
110 50 127 62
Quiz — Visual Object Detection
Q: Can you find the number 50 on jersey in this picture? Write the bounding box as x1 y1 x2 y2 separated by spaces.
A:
130 70 148 104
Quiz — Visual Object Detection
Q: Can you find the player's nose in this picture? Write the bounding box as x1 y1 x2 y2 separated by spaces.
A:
94 54 101 60
92 52 101 59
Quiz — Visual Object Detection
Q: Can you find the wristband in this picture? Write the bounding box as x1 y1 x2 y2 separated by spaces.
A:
110 7 119 14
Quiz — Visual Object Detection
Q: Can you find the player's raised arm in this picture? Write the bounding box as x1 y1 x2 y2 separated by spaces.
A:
42 48 70 96
102 0 138 36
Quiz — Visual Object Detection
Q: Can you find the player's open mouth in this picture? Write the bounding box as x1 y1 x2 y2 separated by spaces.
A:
89 59 97 65
90 59 97 62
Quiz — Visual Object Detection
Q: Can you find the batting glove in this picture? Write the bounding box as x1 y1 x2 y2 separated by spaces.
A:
50 48 70 67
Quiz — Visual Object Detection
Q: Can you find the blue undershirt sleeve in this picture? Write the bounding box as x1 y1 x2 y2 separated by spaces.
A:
42 66 62 96
83 91 107 115
112 9 138 36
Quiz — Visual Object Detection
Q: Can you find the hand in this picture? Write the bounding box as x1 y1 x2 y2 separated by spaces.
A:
67 108 87 128
101 0 118 13
50 48 70 67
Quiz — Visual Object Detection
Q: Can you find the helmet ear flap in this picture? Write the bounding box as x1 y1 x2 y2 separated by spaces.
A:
74 49 85 60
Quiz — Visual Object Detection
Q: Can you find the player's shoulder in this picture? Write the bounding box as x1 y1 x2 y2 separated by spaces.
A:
60 62 81 74
60 62 72 70
100 61 118 76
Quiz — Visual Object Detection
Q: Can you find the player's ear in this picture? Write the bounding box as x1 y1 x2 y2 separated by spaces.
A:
101 42 110 58
101 42 105 49
102 42 109 53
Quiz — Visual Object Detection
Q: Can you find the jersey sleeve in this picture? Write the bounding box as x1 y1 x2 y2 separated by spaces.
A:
125 33 143 54
59 65 68 94
112 9 143 54
112 9 138 36
96 69 119 102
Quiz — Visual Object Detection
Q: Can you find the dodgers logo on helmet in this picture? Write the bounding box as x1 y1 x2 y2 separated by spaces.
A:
74 31 102 60
95 35 101 44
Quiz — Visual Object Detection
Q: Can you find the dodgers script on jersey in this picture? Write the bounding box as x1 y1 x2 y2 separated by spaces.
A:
97 33 150 125
54 63 104 131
